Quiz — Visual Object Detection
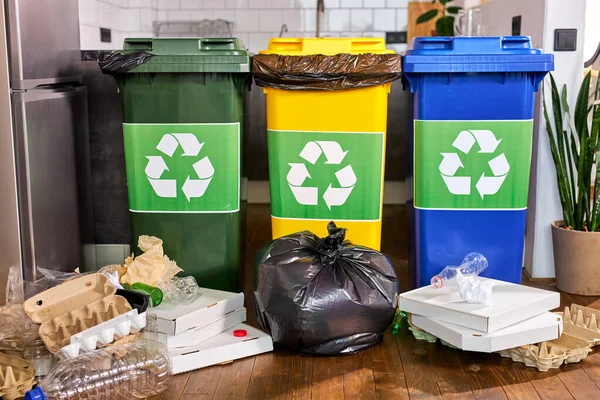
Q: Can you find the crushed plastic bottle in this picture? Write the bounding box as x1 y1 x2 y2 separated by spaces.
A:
160 276 202 304
431 252 488 289
24 340 171 400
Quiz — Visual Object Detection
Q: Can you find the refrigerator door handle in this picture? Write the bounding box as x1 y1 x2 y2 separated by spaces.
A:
11 76 84 91
12 86 87 103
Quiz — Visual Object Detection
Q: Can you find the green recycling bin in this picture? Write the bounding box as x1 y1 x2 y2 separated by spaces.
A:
101 38 250 291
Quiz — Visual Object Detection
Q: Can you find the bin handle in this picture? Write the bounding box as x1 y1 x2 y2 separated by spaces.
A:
123 38 154 51
501 36 532 50
199 38 237 50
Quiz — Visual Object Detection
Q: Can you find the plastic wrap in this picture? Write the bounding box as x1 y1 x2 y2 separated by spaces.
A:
254 222 399 355
252 53 402 90
98 51 154 74
1 267 40 351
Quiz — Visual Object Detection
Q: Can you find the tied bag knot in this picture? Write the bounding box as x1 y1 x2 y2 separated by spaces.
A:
315 221 347 267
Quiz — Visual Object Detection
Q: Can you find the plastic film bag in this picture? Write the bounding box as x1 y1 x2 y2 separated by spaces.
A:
252 53 402 91
98 51 154 74
1 268 39 351
254 222 400 355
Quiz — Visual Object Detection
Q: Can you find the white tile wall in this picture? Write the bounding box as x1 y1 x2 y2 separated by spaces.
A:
79 0 410 52
374 8 395 31
341 0 363 8
350 9 373 31
180 0 203 9
364 0 386 8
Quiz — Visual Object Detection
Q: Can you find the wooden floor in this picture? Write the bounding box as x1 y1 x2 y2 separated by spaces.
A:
150 204 600 400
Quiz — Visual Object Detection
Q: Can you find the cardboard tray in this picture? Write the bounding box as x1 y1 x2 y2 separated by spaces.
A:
152 288 244 336
411 312 563 353
498 333 591 372
23 274 145 355
158 308 246 349
399 278 560 333
0 353 35 400
169 323 273 374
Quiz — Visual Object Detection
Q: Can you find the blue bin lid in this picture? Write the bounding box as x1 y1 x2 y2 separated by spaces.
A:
403 36 554 73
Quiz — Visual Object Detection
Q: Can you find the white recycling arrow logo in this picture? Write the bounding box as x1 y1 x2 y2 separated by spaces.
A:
440 130 510 199
287 141 356 209
145 133 214 202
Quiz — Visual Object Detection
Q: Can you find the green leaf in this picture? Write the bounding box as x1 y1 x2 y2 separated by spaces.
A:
417 10 439 24
543 84 575 227
446 6 462 14
436 16 454 36
574 72 592 138
549 75 565 166
439 0 454 4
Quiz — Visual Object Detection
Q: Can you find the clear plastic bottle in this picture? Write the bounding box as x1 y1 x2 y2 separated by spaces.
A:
24 340 171 400
431 252 488 288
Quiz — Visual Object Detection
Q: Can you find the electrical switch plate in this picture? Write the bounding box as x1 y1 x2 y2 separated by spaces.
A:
100 28 111 43
386 31 407 44
554 29 577 51
512 16 521 36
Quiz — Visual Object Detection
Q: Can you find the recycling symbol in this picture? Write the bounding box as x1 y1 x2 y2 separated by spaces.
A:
145 133 214 202
439 130 510 198
286 141 356 209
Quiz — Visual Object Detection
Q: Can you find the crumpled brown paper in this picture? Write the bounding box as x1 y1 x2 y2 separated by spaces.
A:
120 235 182 287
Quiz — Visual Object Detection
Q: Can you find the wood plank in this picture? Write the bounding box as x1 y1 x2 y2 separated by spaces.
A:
212 356 256 400
580 351 600 389
287 354 314 400
428 345 475 400
523 367 573 400
341 347 377 400
396 333 442 399
407 1 444 42
458 352 507 400
247 350 293 399
149 372 190 400
311 356 345 400
370 331 410 400
182 365 224 399
492 357 541 400
557 366 600 400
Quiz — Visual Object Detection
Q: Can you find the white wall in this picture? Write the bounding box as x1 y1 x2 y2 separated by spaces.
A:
479 0 587 279
79 0 411 52
78 0 154 50
584 0 600 63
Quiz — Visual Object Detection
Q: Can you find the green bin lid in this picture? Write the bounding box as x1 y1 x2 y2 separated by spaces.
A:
120 37 250 73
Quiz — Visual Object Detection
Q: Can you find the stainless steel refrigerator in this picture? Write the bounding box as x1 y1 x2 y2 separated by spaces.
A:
0 0 94 298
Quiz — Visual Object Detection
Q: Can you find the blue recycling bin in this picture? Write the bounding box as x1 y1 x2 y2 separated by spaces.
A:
403 36 553 287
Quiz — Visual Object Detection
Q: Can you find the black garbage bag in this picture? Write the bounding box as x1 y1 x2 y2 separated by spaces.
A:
254 222 400 355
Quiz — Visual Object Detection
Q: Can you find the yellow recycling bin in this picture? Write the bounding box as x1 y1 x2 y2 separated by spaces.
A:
254 38 401 250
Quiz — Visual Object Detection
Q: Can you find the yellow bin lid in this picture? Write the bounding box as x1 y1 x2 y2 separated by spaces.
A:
259 37 394 56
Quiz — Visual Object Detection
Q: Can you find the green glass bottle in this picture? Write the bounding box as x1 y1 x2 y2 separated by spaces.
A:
123 282 164 307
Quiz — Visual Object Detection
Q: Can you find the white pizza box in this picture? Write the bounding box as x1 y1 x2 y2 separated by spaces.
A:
158 308 246 349
411 312 563 353
152 288 244 335
400 279 560 333
169 323 273 374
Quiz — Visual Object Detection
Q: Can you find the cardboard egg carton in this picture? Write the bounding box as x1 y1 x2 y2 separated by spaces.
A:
23 274 145 356
498 333 591 371
0 353 35 400
555 304 600 345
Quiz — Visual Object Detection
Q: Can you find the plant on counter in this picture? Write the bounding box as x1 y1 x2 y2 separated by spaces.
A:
416 0 462 37
544 71 600 233
545 70 600 296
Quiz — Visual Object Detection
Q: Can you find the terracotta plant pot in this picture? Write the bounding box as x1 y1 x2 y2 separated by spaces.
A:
552 221 600 296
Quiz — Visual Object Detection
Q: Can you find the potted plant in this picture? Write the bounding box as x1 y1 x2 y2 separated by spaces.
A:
416 0 462 37
544 71 600 295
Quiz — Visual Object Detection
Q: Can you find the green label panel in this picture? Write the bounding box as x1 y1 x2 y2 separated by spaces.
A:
414 120 533 210
123 123 240 213
268 130 384 220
